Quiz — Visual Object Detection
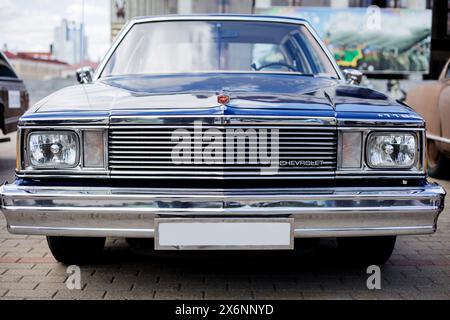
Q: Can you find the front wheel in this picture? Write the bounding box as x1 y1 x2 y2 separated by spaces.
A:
47 236 106 265
337 236 396 265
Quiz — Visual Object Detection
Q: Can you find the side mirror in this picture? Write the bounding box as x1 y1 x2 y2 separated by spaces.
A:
76 67 94 84
343 69 363 85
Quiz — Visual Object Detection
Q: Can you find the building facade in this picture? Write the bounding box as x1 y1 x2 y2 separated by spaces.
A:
110 0 430 40
110 0 254 40
53 19 88 65
3 51 68 81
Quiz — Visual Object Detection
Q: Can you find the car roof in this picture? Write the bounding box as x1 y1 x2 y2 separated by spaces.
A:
130 14 308 24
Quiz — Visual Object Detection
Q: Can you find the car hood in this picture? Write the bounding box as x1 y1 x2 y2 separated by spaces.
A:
30 73 421 123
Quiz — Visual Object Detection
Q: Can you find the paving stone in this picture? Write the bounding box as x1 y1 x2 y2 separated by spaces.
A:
20 275 67 283
4 268 51 276
350 291 403 300
83 281 133 291
5 289 56 299
1 282 39 290
154 290 203 300
399 291 450 300
303 292 353 300
53 290 106 300
0 289 8 297
0 275 22 283
253 289 303 300
105 290 155 300
204 290 253 300
0 263 35 270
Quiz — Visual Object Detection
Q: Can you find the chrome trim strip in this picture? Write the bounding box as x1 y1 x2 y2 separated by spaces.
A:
110 115 337 126
294 226 435 238
16 174 110 179
338 118 424 127
19 125 109 130
8 226 155 238
338 127 425 131
3 206 441 214
427 133 450 144
94 15 344 81
109 125 336 130
7 225 435 239
19 118 109 126
107 175 336 180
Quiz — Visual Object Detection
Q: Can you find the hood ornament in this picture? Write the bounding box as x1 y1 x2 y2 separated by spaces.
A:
217 94 230 106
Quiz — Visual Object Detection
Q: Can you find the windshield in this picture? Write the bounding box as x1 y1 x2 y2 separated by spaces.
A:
102 20 339 78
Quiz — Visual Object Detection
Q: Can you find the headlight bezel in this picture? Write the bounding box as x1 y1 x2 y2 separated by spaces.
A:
20 128 108 176
337 128 424 176
365 131 419 170
26 130 81 169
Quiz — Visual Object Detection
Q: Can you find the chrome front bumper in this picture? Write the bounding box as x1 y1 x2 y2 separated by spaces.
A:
0 181 445 238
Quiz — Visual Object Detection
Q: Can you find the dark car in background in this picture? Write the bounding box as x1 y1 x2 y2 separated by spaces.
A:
0 51 29 137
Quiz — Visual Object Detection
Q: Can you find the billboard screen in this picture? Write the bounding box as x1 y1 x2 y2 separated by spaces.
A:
258 6 432 75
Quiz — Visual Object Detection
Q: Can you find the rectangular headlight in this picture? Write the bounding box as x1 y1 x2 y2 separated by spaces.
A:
28 131 79 168
366 132 417 169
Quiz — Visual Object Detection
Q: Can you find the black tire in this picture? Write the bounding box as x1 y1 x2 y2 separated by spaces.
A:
427 139 450 178
47 236 106 265
337 236 396 266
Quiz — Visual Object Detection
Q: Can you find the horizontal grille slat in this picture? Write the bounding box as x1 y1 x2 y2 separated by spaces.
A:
107 170 336 175
109 155 336 160
110 142 336 146
108 125 337 179
110 136 336 141
109 166 337 170
109 149 336 154
110 145 336 150
110 158 337 164
110 130 335 135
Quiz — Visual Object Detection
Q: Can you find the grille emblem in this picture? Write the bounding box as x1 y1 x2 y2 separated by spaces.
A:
218 94 230 105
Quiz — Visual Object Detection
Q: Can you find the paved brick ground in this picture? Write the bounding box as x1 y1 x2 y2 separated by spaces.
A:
1 133 450 300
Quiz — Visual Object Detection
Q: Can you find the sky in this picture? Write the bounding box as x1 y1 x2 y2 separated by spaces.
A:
0 0 110 62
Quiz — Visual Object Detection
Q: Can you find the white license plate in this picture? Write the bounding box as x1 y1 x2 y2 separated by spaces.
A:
8 91 21 109
155 218 294 250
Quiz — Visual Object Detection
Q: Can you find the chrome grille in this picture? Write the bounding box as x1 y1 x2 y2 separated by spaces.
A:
108 125 337 179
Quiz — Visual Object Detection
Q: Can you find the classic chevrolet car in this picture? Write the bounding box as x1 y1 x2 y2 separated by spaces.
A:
406 57 450 178
0 15 446 265
0 51 29 139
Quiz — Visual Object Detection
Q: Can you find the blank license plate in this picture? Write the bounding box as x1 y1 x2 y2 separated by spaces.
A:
155 218 294 250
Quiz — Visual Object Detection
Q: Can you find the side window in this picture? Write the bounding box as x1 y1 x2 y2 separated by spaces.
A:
0 54 18 79
446 65 450 79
